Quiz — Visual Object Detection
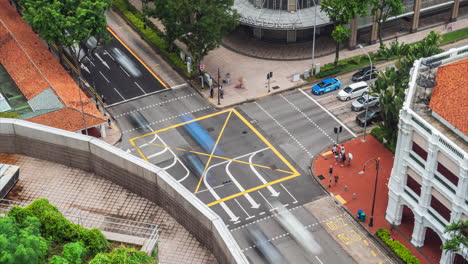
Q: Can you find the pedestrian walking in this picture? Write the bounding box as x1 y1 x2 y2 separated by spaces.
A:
341 152 346 166
219 85 224 99
328 165 333 188
107 118 111 128
332 144 338 155
447 22 454 32
347 153 353 166
340 145 345 155
334 175 339 186
210 86 214 98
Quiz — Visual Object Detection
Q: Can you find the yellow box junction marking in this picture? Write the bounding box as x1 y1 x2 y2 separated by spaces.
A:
129 108 301 207
335 194 347 205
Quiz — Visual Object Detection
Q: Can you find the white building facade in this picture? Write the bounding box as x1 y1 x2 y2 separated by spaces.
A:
385 46 468 264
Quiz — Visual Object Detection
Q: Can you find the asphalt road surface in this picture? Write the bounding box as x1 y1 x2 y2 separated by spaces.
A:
80 33 168 106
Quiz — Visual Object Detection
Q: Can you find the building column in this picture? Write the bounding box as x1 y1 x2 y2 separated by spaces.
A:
411 0 422 33
100 124 107 138
450 0 460 22
440 250 452 264
411 214 426 247
385 192 404 226
287 30 297 43
349 18 358 49
288 0 297 12
370 10 380 44
255 0 261 8
452 162 468 221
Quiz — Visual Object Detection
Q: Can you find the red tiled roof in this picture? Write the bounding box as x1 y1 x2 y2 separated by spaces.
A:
0 0 105 131
429 58 468 136
28 108 105 132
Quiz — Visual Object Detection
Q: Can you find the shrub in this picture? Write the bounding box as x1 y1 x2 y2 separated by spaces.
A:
376 228 420 264
0 112 20 119
90 247 156 264
62 242 87 264
49 256 70 264
316 67 341 78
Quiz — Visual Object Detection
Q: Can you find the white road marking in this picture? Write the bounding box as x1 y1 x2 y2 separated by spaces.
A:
134 81 146 94
258 190 277 211
203 168 239 222
281 94 335 143
103 49 115 61
86 57 95 67
113 88 125 100
120 65 131 77
80 63 90 74
99 71 110 83
234 198 254 220
115 93 197 118
315 256 325 264
255 102 313 158
171 83 189 89
280 183 298 204
122 106 210 133
300 89 357 137
248 150 280 197
95 53 110 69
316 94 334 102
226 160 261 209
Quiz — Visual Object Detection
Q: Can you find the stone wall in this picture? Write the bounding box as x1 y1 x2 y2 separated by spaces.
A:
0 118 247 264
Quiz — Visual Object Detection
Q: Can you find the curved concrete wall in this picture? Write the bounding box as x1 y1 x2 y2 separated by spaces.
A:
0 118 248 264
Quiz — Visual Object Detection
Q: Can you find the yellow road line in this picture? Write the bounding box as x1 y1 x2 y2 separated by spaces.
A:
147 143 292 174
232 109 299 175
335 195 347 205
206 172 299 207
371 250 377 257
322 150 332 156
130 139 148 162
107 27 168 88
129 109 232 142
195 111 233 193
363 239 369 246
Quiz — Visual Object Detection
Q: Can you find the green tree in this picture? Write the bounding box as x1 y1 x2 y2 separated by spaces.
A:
144 0 191 52
20 0 111 73
90 247 156 264
0 216 49 264
442 220 468 260
320 0 368 66
370 0 404 46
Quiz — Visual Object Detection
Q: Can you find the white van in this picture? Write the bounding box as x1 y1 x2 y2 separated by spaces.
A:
337 81 369 101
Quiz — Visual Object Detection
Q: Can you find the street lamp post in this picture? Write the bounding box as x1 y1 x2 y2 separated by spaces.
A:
311 0 317 74
357 44 373 142
358 157 380 227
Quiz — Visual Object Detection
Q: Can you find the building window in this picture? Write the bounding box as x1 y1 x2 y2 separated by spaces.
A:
406 175 421 196
437 163 458 186
412 141 427 160
430 196 451 222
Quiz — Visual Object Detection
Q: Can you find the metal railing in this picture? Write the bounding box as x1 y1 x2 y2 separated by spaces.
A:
0 199 159 245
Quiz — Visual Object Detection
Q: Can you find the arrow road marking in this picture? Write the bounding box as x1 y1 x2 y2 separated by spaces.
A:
103 49 115 61
203 169 239 222
80 63 90 74
234 198 254 220
226 160 261 209
249 151 280 197
280 183 298 204
258 190 277 211
95 53 110 69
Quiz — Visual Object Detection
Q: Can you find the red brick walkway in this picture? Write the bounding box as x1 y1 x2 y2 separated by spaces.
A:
313 135 441 264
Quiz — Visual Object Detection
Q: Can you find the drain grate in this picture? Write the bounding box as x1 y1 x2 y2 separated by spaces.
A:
317 174 325 180
272 86 280 90
206 127 214 132
242 131 248 134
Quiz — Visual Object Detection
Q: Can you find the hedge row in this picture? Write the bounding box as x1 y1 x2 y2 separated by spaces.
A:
376 228 421 264
111 0 191 77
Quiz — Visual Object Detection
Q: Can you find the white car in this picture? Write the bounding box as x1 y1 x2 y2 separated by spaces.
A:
337 81 369 101
351 94 380 111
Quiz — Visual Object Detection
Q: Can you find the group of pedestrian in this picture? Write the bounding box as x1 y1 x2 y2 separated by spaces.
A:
332 144 352 167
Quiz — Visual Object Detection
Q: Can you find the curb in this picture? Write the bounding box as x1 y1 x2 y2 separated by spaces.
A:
308 143 403 264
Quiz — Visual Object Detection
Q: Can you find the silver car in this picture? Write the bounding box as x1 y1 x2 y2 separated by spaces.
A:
351 94 379 112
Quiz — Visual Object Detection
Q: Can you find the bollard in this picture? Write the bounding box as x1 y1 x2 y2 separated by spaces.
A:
344 185 348 192
352 193 357 200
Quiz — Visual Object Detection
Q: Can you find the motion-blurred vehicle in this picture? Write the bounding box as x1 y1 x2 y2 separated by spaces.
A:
271 201 323 256
110 47 142 77
337 81 369 101
356 106 382 126
246 224 287 264
311 78 341 95
128 111 151 134
351 66 378 81
351 94 380 112
180 153 216 186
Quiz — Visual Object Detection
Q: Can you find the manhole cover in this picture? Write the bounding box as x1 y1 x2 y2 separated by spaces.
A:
269 165 277 170
272 86 280 90
207 127 214 132
242 131 248 134
318 174 325 180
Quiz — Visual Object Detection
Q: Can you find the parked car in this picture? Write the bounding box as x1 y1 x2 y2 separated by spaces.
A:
311 78 341 95
246 224 287 264
352 66 378 82
356 106 382 126
351 94 380 111
337 81 369 101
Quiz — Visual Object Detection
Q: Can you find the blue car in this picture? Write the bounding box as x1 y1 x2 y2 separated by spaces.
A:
311 78 341 95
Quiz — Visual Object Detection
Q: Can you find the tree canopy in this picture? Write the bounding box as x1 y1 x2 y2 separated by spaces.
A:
442 220 468 257
320 0 368 65
370 0 405 46
20 0 111 67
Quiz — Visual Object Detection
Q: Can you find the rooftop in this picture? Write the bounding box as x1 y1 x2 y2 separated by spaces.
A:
408 46 468 153
0 0 105 131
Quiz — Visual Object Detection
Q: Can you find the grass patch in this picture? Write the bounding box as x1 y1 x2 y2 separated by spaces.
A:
440 27 468 44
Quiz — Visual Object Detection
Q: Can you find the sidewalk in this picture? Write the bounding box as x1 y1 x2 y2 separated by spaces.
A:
312 136 440 264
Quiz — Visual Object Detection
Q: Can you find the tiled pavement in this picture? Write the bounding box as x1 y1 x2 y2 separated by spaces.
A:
0 153 217 264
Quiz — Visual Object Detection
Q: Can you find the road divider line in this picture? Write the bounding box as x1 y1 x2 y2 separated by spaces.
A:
134 81 146 94
280 183 298 204
120 65 131 77
299 89 357 138
99 71 110 83
113 88 125 101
